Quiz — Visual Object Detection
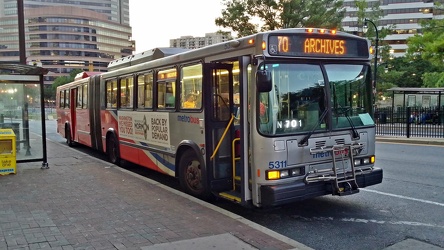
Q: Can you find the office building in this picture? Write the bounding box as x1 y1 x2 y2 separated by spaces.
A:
0 0 134 84
170 32 232 49
342 0 444 58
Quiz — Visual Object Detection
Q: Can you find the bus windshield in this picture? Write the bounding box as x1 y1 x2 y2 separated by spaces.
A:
259 63 373 136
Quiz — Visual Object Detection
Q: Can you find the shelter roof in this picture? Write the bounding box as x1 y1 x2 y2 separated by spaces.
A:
0 63 49 75
388 87 444 93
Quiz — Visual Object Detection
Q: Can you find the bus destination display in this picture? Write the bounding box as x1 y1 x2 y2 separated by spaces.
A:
268 34 369 58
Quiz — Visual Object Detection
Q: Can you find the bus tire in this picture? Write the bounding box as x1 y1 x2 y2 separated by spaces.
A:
65 127 74 147
179 150 211 199
107 135 120 165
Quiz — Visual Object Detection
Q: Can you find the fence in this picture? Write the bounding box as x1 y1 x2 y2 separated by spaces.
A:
375 106 444 138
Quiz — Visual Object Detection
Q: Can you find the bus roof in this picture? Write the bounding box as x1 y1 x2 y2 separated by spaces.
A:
74 71 101 81
104 28 370 77
107 47 190 71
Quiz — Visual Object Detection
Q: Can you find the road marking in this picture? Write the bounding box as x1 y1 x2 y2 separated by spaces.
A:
362 189 444 207
292 215 444 229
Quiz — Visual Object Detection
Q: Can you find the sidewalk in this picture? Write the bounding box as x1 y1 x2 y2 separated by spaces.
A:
1 137 442 250
0 139 311 250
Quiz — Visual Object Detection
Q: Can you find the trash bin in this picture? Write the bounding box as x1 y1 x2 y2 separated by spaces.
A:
379 113 387 124
0 129 16 175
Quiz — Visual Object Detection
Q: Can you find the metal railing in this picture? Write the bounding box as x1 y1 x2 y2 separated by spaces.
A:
375 106 444 138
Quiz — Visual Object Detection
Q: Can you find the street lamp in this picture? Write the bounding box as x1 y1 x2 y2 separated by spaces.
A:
363 18 379 104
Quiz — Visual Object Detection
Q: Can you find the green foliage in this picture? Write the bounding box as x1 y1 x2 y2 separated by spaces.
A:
377 56 441 91
48 68 84 100
216 0 345 37
281 0 345 29
406 18 444 68
423 72 444 87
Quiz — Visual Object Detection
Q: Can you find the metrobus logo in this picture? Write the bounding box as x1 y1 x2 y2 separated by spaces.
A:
312 148 349 159
177 115 199 124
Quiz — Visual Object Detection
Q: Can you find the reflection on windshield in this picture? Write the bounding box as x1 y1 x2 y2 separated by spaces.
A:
259 63 327 135
326 64 373 129
258 63 374 136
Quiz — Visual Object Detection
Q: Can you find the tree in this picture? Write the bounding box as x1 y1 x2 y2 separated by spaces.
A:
423 72 444 88
377 56 440 89
352 0 395 63
48 69 84 100
406 15 444 68
215 0 345 38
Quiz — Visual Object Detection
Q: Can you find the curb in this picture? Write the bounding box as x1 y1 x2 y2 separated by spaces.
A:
376 136 444 146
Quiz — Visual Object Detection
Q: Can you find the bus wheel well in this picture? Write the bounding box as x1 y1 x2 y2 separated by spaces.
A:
175 146 192 178
175 145 202 178
177 148 211 200
64 123 73 147
106 131 120 165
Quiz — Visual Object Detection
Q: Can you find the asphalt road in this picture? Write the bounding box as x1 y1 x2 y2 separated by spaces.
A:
217 141 444 250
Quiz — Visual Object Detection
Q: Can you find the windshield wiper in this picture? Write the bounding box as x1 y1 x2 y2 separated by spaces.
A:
332 83 359 140
337 106 360 139
298 109 328 146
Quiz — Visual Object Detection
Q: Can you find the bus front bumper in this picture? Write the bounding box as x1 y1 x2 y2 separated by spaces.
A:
260 168 383 207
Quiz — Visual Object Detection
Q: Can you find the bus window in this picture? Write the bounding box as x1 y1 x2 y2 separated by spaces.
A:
120 76 134 109
212 68 231 121
82 84 88 108
65 89 70 108
76 86 82 108
106 79 117 108
59 90 65 108
157 68 177 109
137 72 153 109
180 64 202 109
165 82 175 108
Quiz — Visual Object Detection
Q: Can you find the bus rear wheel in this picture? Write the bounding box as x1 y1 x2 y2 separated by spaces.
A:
65 127 73 147
107 135 120 165
179 150 210 199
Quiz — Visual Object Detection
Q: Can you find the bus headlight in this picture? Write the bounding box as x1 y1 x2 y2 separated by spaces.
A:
266 167 305 180
280 170 290 178
291 168 301 175
354 155 375 166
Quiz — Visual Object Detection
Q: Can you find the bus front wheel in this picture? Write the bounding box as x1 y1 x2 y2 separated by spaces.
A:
107 135 120 165
179 150 210 199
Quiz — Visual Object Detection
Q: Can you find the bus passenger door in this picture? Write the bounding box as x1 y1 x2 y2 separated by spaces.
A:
70 88 77 142
204 63 239 196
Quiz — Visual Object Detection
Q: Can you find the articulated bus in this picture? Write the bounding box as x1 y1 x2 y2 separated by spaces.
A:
56 28 383 207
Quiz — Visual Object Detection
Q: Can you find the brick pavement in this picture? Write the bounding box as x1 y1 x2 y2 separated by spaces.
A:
0 139 310 250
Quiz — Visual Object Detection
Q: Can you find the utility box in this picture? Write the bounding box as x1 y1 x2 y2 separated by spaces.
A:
0 129 16 175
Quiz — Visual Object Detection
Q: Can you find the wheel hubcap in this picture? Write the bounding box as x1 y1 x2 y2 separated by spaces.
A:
185 160 201 190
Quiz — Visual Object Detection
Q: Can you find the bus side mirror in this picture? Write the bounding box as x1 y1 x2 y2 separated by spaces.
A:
256 70 272 92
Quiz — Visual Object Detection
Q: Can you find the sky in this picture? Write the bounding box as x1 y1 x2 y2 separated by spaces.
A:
129 0 226 53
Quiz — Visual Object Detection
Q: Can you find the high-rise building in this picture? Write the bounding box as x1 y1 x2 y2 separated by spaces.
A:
342 0 444 58
0 0 134 84
170 32 232 49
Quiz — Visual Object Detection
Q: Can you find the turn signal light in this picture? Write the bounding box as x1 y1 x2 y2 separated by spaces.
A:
267 171 280 180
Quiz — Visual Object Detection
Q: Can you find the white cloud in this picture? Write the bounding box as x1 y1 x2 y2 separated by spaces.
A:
129 0 226 53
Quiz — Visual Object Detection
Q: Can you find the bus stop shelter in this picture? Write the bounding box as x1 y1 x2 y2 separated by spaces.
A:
0 63 49 168
388 87 444 108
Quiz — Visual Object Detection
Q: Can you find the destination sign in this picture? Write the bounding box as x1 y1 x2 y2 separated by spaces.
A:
268 34 369 58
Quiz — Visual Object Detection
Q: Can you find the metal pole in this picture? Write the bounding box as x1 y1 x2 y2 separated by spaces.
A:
40 74 49 169
17 0 26 64
365 18 379 105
